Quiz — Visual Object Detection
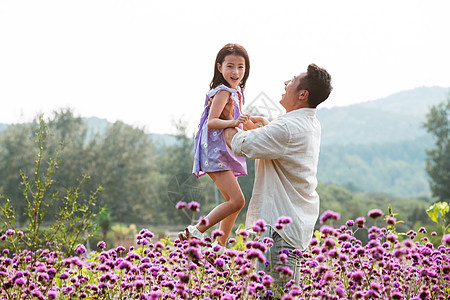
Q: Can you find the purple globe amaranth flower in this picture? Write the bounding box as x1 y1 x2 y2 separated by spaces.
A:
338 233 351 242
5 229 15 236
47 268 57 279
198 216 209 227
246 249 266 263
355 217 366 228
149 291 162 300
31 289 45 299
97 241 106 249
214 257 226 268
276 266 293 276
252 219 267 233
323 270 334 282
139 228 154 239
292 248 302 256
278 253 288 264
368 209 383 219
309 237 319 246
37 272 50 282
211 229 224 239
14 277 26 286
387 233 397 243
176 201 187 210
177 272 190 284
441 234 450 247
335 285 346 298
418 285 431 299
390 290 405 300
351 270 364 283
275 223 285 230
319 225 337 236
75 244 87 255
323 237 336 249
187 201 200 212
368 226 381 234
118 260 132 271
47 290 58 299
319 210 340 224
346 219 355 227
277 216 292 225
386 216 396 225
403 239 413 248
262 274 273 288
238 229 249 239
134 279 145 289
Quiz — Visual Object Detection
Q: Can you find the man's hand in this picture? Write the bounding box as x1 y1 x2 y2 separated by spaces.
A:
250 116 269 126
224 127 239 149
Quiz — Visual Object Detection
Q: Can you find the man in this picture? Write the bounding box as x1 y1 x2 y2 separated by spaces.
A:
224 63 332 287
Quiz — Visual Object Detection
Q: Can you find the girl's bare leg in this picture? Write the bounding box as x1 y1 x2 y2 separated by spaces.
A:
217 210 240 246
195 170 245 246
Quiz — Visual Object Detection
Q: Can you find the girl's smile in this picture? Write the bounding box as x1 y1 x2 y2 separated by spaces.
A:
217 54 246 89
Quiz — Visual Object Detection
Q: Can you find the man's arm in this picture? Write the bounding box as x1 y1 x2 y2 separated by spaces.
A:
226 120 289 160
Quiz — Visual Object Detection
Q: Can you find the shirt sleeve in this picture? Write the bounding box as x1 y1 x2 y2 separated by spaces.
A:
231 119 289 160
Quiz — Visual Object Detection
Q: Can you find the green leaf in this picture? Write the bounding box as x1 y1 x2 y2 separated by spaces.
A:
437 202 449 216
426 203 440 223
426 202 449 224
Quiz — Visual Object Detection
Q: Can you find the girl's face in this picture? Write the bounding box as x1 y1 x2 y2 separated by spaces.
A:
217 54 246 89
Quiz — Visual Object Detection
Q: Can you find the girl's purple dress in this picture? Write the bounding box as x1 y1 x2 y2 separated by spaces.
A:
192 84 247 178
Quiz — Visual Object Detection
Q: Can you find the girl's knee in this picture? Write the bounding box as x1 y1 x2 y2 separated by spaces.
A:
231 195 245 212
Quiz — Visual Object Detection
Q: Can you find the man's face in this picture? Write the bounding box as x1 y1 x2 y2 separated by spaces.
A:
279 72 305 110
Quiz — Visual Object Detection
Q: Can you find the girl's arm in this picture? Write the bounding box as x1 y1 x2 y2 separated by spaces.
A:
207 90 248 129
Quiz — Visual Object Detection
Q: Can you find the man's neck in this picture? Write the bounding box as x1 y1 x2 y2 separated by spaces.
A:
285 103 310 113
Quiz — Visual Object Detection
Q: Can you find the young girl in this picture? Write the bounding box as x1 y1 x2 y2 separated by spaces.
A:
179 43 251 248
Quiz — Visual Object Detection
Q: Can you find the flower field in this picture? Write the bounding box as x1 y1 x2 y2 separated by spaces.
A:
1 207 450 300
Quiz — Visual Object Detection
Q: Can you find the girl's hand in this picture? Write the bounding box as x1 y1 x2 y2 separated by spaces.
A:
235 114 250 127
250 116 269 126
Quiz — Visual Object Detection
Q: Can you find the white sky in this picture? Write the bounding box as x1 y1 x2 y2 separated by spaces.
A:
1 1 449 135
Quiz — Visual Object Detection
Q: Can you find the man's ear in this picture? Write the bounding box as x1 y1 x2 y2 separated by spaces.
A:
298 89 309 101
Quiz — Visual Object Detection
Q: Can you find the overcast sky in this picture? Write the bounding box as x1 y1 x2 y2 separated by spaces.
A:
1 1 449 135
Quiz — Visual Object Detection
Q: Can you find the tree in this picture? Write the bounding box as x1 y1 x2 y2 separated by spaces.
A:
155 120 205 226
89 121 161 224
0 123 36 224
423 94 450 203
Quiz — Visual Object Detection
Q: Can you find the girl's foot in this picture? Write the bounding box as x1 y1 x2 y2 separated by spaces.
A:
178 225 203 241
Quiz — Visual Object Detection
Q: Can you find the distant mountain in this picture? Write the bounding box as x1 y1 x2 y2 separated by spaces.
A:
316 86 449 197
0 117 179 147
317 86 449 146
81 117 179 147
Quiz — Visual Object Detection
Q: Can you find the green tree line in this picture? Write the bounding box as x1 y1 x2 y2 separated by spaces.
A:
0 106 444 234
